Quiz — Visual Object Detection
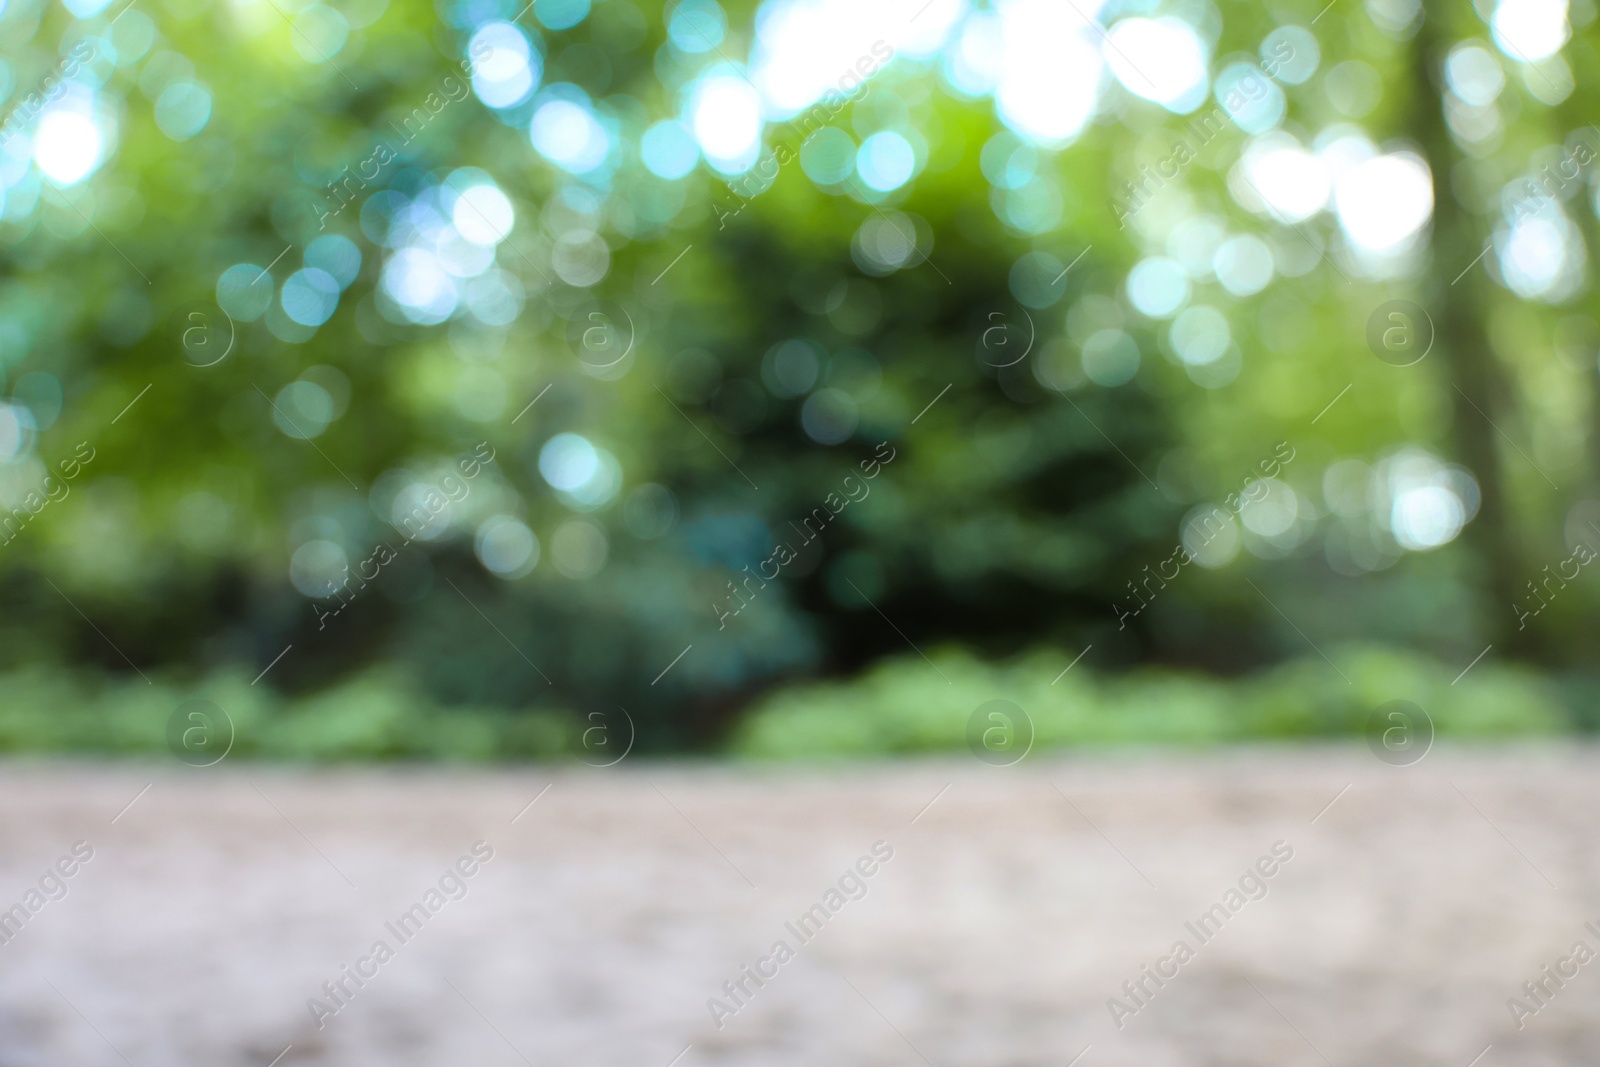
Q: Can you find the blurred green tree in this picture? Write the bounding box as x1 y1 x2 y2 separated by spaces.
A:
0 0 1595 750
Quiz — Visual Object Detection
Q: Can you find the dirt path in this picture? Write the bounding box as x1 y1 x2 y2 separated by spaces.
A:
0 747 1595 1066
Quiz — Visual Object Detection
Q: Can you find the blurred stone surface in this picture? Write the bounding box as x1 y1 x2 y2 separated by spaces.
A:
0 748 1594 1065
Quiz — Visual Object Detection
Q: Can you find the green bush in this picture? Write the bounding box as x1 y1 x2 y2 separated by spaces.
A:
0 647 1571 762
0 666 571 761
731 645 1567 758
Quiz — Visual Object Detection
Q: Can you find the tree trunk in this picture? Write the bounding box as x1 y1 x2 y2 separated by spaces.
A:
1408 11 1529 652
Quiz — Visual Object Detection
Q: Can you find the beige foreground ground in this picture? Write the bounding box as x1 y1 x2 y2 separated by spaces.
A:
0 747 1596 1066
